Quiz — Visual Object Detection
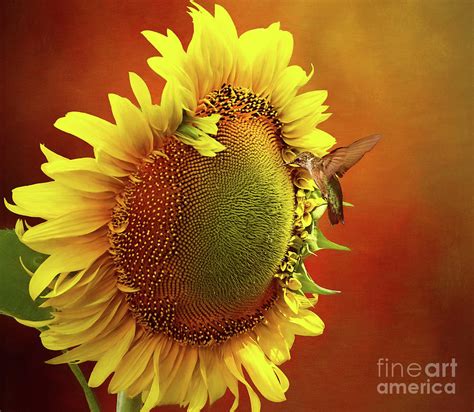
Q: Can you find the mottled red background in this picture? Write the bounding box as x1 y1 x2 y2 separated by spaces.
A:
0 1 472 411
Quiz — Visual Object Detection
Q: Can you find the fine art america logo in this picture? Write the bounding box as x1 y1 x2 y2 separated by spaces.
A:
376 358 457 395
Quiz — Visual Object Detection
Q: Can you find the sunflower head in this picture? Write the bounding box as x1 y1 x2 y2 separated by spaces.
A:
6 3 347 411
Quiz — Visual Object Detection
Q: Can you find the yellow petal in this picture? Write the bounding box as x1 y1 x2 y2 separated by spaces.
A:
29 239 108 300
96 149 137 177
223 346 261 412
159 81 183 135
142 29 186 65
160 346 198 404
187 7 213 97
54 112 136 164
236 22 293 98
283 129 336 155
46 315 131 364
147 56 196 100
18 227 107 257
108 94 154 158
141 340 175 407
270 65 313 110
283 289 299 314
268 310 296 350
5 181 115 220
22 209 110 243
129 72 152 109
156 344 186 403
287 310 325 336
42 293 128 350
88 318 136 387
220 363 240 412
185 368 208 412
187 2 239 93
254 324 290 365
41 157 123 193
40 144 67 162
109 336 157 392
45 270 100 302
15 318 53 328
234 338 287 402
280 90 327 124
140 339 167 412
198 349 227 405
214 4 238 83
127 355 155 398
50 303 108 335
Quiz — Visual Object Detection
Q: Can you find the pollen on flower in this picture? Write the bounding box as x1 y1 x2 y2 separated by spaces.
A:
108 85 295 346
196 83 282 130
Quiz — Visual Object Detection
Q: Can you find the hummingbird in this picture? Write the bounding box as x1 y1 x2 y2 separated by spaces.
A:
293 134 381 225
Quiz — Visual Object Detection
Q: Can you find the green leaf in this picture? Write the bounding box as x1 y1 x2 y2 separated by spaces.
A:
307 282 341 295
294 263 341 295
311 204 328 221
343 201 354 207
314 228 351 251
1 230 99 410
0 229 51 321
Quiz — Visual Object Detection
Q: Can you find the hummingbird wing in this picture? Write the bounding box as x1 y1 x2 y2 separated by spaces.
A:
322 134 381 178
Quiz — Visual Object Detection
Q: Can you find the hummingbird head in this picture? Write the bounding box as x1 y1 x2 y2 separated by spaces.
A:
292 152 314 168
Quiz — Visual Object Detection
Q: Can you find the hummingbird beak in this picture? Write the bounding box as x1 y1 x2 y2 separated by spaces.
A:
289 156 303 167
283 152 309 168
282 158 300 168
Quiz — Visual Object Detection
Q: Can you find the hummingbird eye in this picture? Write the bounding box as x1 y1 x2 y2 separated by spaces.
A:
295 153 309 163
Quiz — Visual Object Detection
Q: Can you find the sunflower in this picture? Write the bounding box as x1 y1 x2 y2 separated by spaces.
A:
6 2 342 411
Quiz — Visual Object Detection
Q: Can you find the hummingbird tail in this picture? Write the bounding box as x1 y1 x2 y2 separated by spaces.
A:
328 203 344 225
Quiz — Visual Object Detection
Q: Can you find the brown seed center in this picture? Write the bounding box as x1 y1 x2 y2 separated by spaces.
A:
108 86 294 346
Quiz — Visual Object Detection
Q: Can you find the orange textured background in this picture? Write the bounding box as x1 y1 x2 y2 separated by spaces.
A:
0 1 472 411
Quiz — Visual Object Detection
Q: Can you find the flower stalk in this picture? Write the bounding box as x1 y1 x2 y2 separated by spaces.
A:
68 363 101 412
116 392 142 412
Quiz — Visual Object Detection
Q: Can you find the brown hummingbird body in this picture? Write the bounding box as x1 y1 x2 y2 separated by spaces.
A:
294 134 381 225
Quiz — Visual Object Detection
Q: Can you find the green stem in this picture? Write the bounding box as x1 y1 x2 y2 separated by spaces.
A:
116 391 143 412
68 363 101 412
